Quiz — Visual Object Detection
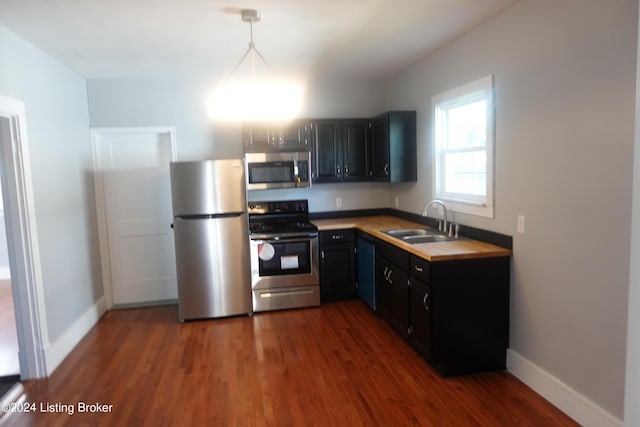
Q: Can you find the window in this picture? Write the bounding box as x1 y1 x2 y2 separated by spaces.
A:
432 75 494 218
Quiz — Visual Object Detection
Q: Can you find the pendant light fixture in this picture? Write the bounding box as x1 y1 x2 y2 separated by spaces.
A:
208 9 304 122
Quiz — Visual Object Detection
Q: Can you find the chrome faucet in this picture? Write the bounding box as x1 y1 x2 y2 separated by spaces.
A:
423 200 448 231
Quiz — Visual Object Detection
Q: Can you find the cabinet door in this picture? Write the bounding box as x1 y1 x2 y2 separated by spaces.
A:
312 120 342 182
278 121 310 150
320 246 356 302
388 265 410 339
410 279 432 361
356 237 376 310
375 257 390 320
342 120 370 181
370 116 390 181
243 121 310 152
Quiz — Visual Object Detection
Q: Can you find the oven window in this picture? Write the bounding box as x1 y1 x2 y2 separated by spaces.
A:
258 241 311 276
249 162 294 184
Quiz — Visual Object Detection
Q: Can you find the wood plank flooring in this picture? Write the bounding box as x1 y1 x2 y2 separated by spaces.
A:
1 300 577 426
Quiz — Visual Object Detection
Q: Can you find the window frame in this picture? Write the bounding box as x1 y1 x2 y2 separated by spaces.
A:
432 75 495 218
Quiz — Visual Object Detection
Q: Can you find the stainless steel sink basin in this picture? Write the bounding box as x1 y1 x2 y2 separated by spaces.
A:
384 228 436 238
402 234 454 244
383 227 460 244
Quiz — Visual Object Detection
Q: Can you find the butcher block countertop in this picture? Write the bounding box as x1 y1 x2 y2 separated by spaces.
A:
312 215 512 262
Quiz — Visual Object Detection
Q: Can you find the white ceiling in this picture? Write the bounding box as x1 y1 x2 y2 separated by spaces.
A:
0 0 516 80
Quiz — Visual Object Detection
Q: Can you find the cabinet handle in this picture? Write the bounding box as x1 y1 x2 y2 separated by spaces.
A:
423 293 429 311
384 163 389 176
336 166 341 176
344 165 350 175
407 326 412 336
321 250 325 261
387 268 393 284
414 265 423 272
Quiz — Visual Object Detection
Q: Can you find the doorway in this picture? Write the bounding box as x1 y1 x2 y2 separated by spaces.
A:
92 128 178 308
0 180 19 378
0 94 47 382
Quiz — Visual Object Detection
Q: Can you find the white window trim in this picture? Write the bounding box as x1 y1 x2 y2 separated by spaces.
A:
432 75 495 218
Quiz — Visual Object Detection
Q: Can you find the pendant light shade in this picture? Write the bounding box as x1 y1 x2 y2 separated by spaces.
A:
208 9 304 122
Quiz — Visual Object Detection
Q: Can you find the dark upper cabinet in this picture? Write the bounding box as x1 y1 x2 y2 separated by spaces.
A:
243 120 311 152
312 119 370 183
341 120 370 181
371 111 417 182
312 120 342 182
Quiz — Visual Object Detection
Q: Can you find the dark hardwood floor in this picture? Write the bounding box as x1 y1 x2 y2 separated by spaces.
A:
1 300 577 426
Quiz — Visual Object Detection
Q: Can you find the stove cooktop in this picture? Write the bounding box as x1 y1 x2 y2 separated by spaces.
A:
248 199 317 238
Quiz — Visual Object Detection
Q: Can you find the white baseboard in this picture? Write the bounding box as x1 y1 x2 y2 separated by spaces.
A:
44 296 108 375
507 350 622 427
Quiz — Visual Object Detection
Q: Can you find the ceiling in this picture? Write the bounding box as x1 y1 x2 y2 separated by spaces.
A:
0 0 516 80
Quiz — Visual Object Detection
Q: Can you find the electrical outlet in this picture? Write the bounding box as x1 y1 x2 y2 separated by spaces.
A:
336 197 342 208
517 215 525 234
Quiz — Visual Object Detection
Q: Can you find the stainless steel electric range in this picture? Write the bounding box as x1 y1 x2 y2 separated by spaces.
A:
248 199 320 312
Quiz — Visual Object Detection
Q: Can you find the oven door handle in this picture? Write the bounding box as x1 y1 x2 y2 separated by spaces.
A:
252 235 318 243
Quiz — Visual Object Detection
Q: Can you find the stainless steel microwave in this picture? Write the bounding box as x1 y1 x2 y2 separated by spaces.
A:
245 152 311 190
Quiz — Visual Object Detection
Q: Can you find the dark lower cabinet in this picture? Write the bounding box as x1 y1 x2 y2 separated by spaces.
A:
375 239 410 339
356 235 376 310
319 230 357 302
374 238 510 377
375 257 390 320
409 278 432 361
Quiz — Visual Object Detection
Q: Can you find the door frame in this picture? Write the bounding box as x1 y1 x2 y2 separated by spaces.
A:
91 127 177 309
0 94 48 379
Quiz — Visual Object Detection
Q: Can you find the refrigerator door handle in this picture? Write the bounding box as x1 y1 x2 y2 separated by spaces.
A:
177 212 245 220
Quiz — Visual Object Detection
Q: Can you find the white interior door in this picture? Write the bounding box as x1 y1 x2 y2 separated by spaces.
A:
93 128 177 307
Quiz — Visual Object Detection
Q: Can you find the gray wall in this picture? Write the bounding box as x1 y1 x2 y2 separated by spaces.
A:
625 5 640 422
385 0 637 418
87 77 390 211
0 26 103 342
2 0 636 418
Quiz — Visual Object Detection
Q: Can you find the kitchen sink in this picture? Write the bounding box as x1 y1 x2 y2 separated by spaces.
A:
384 228 436 238
383 228 460 244
402 234 454 244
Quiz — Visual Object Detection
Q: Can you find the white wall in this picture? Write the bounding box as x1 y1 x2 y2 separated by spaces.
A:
0 26 103 344
87 77 389 211
386 0 637 421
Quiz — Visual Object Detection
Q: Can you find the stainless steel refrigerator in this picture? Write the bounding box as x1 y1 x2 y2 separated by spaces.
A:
169 159 252 320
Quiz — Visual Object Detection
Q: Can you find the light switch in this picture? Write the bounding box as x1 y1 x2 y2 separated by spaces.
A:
336 197 342 208
517 214 525 234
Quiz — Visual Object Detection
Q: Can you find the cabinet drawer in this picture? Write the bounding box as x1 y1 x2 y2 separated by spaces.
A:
320 229 355 245
376 239 409 270
410 255 431 283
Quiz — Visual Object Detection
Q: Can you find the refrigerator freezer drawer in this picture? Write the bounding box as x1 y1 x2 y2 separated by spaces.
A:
173 214 252 320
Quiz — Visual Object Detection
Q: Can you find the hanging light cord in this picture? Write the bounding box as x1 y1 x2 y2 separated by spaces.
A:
227 13 270 80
